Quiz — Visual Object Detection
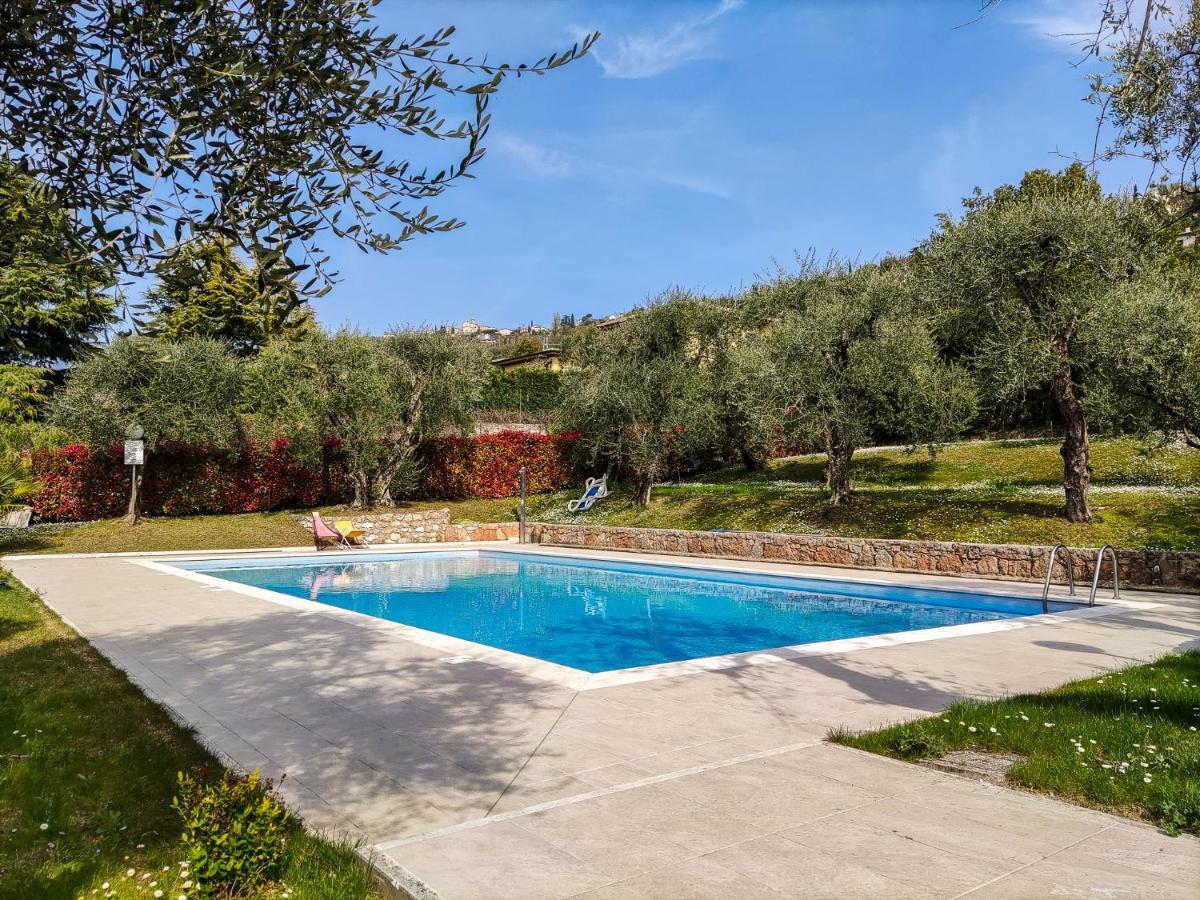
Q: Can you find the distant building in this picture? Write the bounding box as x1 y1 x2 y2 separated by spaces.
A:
491 347 563 372
449 316 557 341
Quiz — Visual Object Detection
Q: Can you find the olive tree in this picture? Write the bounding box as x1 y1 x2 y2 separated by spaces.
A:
923 165 1158 522
0 1 596 301
670 297 781 473
563 295 722 506
245 329 487 507
756 262 975 506
712 329 779 472
1087 1 1200 194
1098 274 1200 450
51 336 244 522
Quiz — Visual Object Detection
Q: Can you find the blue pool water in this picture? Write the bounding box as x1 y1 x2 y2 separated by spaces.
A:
178 551 1061 673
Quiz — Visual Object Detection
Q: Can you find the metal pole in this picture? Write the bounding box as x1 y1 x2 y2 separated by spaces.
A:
518 465 527 544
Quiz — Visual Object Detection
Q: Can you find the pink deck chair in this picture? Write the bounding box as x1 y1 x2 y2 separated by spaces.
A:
312 512 351 550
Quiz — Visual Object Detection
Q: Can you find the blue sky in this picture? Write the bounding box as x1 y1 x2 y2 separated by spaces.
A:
316 0 1144 331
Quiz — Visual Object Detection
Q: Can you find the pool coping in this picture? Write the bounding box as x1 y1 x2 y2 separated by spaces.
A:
125 544 1163 692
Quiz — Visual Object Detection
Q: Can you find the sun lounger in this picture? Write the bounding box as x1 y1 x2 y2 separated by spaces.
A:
568 475 609 513
0 507 32 529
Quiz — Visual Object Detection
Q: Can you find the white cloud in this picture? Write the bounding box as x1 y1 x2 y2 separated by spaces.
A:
491 132 736 201
576 0 744 79
1013 0 1186 55
491 134 576 179
1009 0 1118 52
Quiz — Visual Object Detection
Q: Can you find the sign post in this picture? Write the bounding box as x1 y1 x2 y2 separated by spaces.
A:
124 424 145 524
123 440 144 466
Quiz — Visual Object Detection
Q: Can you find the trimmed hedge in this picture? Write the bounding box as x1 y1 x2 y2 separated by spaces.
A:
421 430 578 499
29 439 342 522
28 431 580 521
477 368 563 412
30 443 128 521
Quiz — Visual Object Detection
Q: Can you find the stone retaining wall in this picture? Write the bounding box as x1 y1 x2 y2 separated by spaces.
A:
297 509 449 544
473 421 548 436
527 523 1200 592
296 510 519 545
444 522 521 542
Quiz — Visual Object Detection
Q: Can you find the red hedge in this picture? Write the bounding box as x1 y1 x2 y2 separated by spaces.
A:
29 444 128 522
421 430 579 500
28 431 579 522
29 439 344 522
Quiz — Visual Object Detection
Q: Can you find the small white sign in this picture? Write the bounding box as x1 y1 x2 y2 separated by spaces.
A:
123 440 145 465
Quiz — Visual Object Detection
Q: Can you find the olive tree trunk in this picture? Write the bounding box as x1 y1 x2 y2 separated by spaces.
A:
824 431 855 507
634 477 653 507
373 476 395 508
350 472 373 509
349 440 415 509
740 444 767 471
1050 357 1093 523
370 441 419 508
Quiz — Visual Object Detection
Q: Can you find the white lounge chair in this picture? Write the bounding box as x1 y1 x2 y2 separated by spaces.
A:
568 475 609 513
0 507 32 529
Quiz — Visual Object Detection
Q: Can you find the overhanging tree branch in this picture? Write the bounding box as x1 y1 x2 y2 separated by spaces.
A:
0 1 599 305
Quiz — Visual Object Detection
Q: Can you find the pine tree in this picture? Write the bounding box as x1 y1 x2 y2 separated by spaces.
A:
140 238 314 355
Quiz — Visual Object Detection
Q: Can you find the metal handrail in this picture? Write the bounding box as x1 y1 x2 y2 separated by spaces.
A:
1088 544 1120 605
1041 543 1076 613
518 466 527 544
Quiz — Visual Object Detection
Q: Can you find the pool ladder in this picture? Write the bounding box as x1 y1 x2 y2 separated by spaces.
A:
1040 544 1120 612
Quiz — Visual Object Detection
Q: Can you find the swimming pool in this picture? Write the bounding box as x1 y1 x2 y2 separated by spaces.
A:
176 550 1067 674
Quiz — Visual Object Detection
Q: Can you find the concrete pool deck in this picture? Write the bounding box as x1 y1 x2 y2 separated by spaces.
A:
7 544 1200 899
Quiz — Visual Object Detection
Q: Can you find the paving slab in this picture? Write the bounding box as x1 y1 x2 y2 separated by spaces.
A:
963 850 1198 899
6 546 1200 899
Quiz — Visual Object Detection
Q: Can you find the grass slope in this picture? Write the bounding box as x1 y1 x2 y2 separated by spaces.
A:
832 651 1200 835
0 572 378 898
2 437 1196 555
536 437 1200 551
0 498 521 556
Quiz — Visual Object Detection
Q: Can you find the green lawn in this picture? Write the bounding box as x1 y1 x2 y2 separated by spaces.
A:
831 651 1200 835
3 437 1198 555
0 497 522 556
535 437 1200 551
0 572 379 898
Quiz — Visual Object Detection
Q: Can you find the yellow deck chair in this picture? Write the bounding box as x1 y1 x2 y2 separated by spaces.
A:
334 519 367 546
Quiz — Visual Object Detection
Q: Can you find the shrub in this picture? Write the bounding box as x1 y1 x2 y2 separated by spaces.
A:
422 430 578 499
28 439 347 522
27 432 576 521
1153 788 1200 837
28 443 127 521
173 768 292 897
478 368 563 412
0 451 36 510
147 439 337 516
886 730 945 760
0 420 69 453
